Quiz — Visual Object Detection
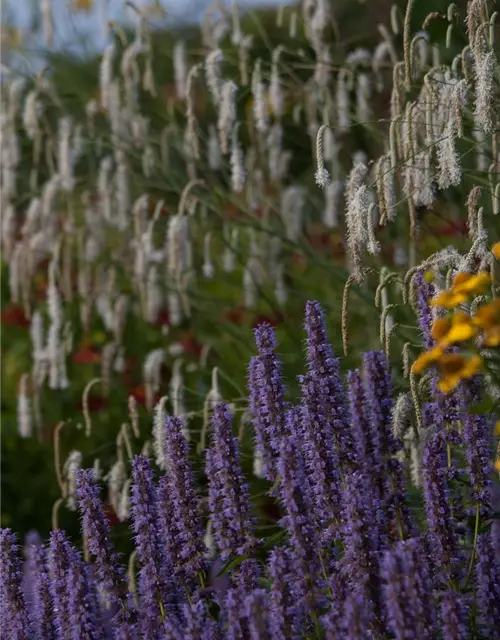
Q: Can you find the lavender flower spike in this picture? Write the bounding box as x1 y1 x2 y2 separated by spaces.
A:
440 590 468 640
303 301 356 467
248 324 287 480
476 533 500 633
207 403 255 561
0 528 31 639
130 454 176 637
24 533 55 638
75 469 133 637
245 589 270 640
67 542 103 640
162 414 206 579
413 270 435 351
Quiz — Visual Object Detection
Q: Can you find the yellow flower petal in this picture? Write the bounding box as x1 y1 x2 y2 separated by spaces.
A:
431 317 452 342
495 458 500 473
456 272 491 295
492 242 500 260
441 321 477 345
431 290 468 309
495 420 500 438
412 347 444 374
424 271 435 284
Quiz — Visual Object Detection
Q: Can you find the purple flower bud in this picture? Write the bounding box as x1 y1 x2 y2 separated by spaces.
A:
346 369 369 465
130 455 178 636
363 351 412 540
248 324 287 480
303 301 357 468
462 411 493 513
245 589 270 640
340 471 380 624
206 403 255 561
24 535 55 638
0 528 31 639
440 590 469 640
413 270 435 351
321 567 347 639
183 599 221 640
268 547 294 640
343 592 370 640
75 470 133 636
48 530 75 639
476 533 500 632
162 415 206 579
422 433 459 578
67 543 103 640
277 417 318 609
381 538 436 639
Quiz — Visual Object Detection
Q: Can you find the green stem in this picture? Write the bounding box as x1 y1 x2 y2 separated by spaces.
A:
464 503 480 588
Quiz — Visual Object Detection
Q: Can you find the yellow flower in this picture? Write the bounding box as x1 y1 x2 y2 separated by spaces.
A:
72 0 93 12
424 270 435 284
473 299 500 347
431 317 452 342
492 242 500 260
412 346 444 375
440 312 478 345
495 458 500 473
495 420 500 438
437 354 482 393
432 272 492 308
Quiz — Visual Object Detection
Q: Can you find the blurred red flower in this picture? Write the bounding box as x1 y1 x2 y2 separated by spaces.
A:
1 302 30 327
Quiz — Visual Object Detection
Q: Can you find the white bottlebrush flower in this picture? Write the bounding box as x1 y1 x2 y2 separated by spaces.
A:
269 48 284 117
474 51 496 133
345 184 370 282
356 73 372 123
7 78 26 122
41 0 54 47
450 78 468 138
41 175 61 220
251 60 268 133
336 69 351 132
170 359 187 422
281 186 305 241
174 41 188 99
108 460 126 514
205 48 223 104
436 122 461 189
115 159 130 229
57 117 74 192
230 123 246 193
142 145 156 179
323 180 344 229
152 396 168 469
202 232 215 279
315 125 331 188
223 227 238 273
100 43 115 109
17 374 32 438
218 80 237 154
22 91 41 140
208 124 221 170
98 156 113 221
143 348 165 411
166 214 191 278
146 266 162 325
63 450 82 511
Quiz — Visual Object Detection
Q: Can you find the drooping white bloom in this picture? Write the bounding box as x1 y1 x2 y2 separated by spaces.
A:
58 117 74 192
218 80 237 154
202 233 215 279
474 51 496 133
143 348 165 411
436 121 461 189
17 374 32 438
174 41 188 99
64 450 82 510
152 396 168 469
108 460 126 514
230 123 246 193
41 0 54 47
208 124 222 170
323 180 344 229
251 59 268 133
205 48 223 104
22 91 40 140
269 48 284 117
223 227 238 273
100 44 115 109
356 73 372 123
336 69 350 132
280 186 305 241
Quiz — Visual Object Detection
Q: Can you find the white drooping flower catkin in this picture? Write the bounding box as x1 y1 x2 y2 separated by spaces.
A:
202 233 215 279
323 180 343 229
208 124 221 170
314 124 330 188
230 123 246 193
205 49 223 104
17 374 32 438
218 81 237 154
108 460 126 515
63 450 82 511
41 0 54 47
223 227 238 273
436 121 462 189
336 69 350 132
152 396 168 469
57 117 74 192
174 41 188 99
356 73 372 124
100 44 115 109
143 348 165 411
251 60 268 133
474 51 496 133
269 47 284 118
281 186 305 241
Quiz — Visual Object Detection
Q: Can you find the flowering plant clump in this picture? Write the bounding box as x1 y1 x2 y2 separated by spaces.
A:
2 304 500 638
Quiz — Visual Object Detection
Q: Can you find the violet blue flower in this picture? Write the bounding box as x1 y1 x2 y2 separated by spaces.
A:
0 528 31 639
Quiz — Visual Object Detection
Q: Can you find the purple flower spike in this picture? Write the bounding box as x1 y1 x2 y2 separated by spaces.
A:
245 589 270 640
440 590 469 640
24 534 55 638
48 530 74 639
162 415 206 580
381 538 436 639
303 301 356 468
346 369 369 465
277 418 317 609
130 455 177 636
207 403 255 561
343 592 369 640
183 599 221 640
476 533 500 633
363 350 412 539
248 324 287 480
75 469 133 637
413 270 435 351
67 544 103 640
0 528 31 639
462 411 493 513
422 433 458 579
268 546 304 639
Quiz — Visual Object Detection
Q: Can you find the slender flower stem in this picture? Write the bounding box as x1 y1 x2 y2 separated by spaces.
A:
464 503 481 588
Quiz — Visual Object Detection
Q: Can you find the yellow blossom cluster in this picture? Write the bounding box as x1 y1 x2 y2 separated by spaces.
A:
412 242 500 394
